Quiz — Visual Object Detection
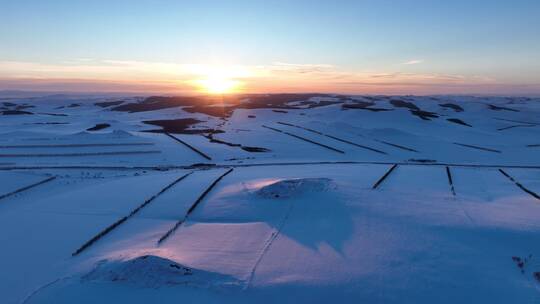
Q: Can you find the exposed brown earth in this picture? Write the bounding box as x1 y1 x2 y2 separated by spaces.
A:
112 94 341 118
87 123 111 131
447 118 472 127
143 118 214 134
439 103 464 112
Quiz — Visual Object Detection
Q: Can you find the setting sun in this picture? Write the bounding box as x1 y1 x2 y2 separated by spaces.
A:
195 76 241 94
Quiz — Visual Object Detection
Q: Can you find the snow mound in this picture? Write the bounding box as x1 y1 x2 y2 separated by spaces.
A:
256 178 335 199
82 255 238 288
70 129 133 138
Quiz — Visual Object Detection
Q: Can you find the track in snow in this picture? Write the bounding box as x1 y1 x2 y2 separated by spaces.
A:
0 176 56 202
72 172 193 256
453 143 502 154
375 140 419 153
3 161 540 172
277 121 387 155
157 168 234 244
0 143 154 149
0 151 161 157
498 169 540 200
372 164 398 189
164 132 212 161
497 125 536 131
446 166 456 196
262 125 345 154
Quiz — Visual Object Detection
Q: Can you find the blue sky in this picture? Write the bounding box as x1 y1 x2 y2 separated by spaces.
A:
1 0 540 94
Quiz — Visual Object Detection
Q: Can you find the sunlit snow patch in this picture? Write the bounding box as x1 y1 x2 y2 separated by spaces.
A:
82 255 239 289
256 178 335 199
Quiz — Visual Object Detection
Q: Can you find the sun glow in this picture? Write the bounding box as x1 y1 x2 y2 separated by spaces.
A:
195 76 241 94
188 65 250 94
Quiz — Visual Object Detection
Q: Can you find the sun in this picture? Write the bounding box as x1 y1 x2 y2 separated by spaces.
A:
196 76 241 94
188 65 248 95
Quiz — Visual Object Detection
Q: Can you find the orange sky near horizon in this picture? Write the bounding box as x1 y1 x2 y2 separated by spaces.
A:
1 60 538 96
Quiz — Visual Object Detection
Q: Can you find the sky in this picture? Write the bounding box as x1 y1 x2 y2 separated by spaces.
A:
1 0 540 95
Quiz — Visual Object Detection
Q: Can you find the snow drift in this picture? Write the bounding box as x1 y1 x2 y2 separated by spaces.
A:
82 255 239 289
256 178 335 199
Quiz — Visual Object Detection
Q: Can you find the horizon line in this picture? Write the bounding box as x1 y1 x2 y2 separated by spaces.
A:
1 89 539 99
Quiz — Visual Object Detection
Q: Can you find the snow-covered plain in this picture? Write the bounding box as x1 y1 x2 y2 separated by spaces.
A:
0 93 539 303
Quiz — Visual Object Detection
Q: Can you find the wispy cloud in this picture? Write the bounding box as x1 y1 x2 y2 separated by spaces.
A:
272 62 333 69
258 62 336 75
402 59 424 65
